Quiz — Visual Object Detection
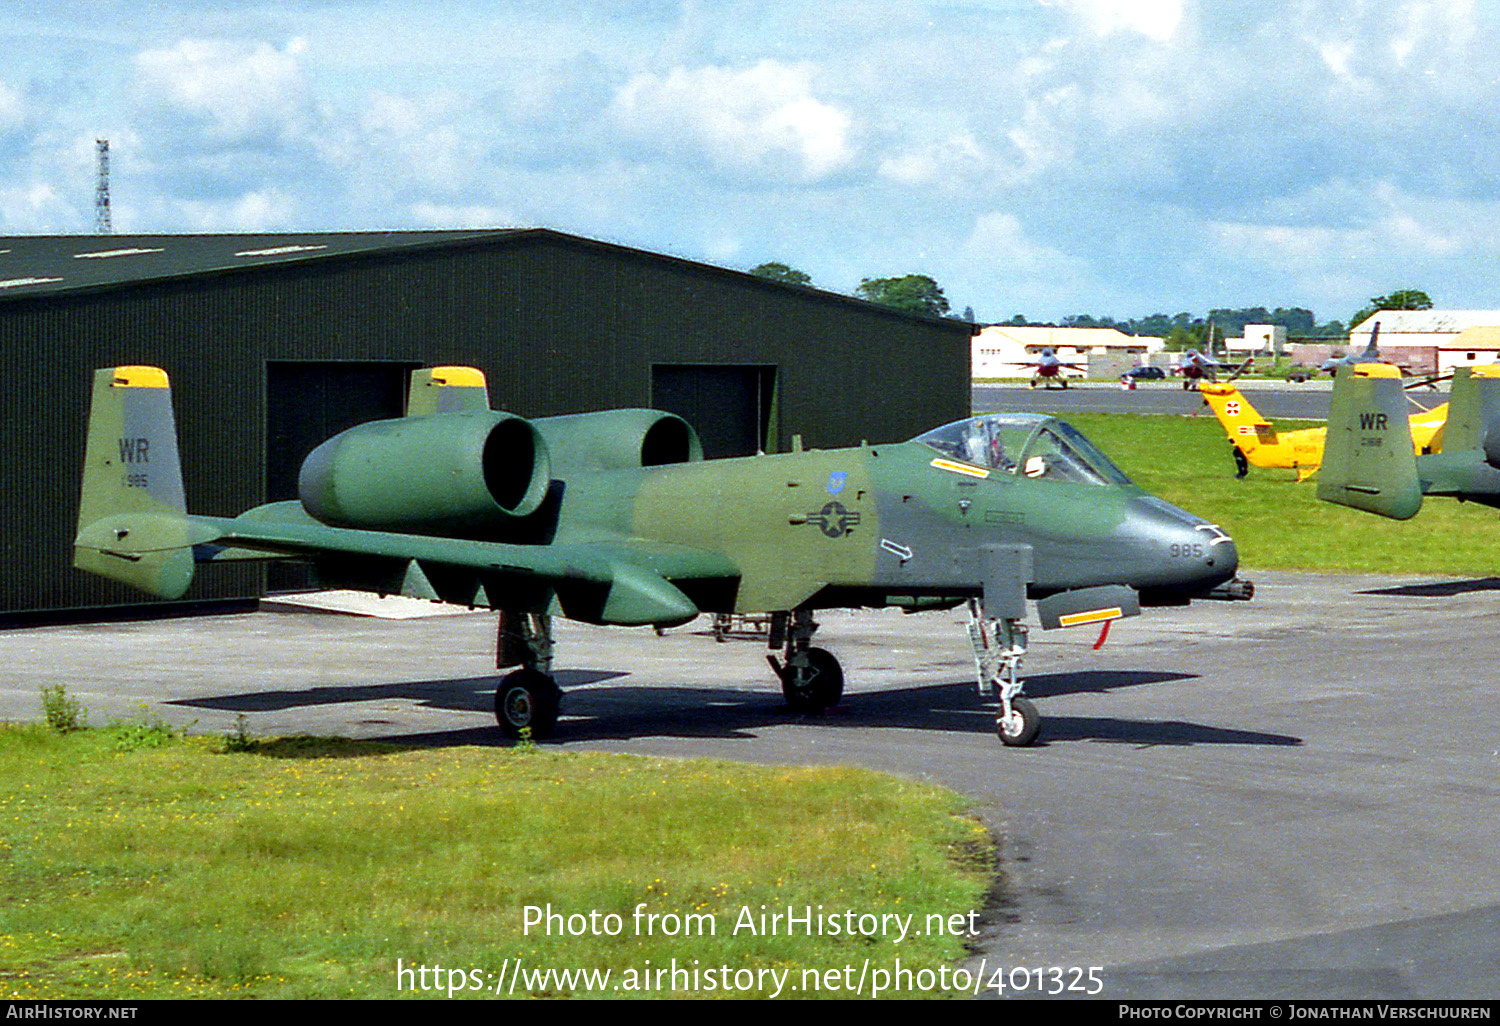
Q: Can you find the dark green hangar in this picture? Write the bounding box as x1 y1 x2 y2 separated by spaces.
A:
1 229 974 619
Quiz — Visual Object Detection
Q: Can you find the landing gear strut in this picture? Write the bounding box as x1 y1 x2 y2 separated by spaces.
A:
1231 442 1249 479
966 599 1041 746
495 611 560 739
768 609 844 713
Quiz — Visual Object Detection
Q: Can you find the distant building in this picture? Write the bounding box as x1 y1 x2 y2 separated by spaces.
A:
1348 309 1500 346
1345 310 1500 374
972 325 1165 378
1439 326 1500 373
1226 324 1286 355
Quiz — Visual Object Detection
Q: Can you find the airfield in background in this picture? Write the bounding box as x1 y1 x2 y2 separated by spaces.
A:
973 380 1352 420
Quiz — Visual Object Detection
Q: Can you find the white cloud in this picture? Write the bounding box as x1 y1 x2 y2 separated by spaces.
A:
962 211 1077 269
955 210 1091 311
166 188 298 231
1212 181 1470 264
0 183 76 232
0 82 24 134
1046 0 1183 42
343 91 483 191
1203 180 1500 308
1389 0 1477 67
410 201 519 229
134 37 310 141
609 60 853 181
878 133 991 187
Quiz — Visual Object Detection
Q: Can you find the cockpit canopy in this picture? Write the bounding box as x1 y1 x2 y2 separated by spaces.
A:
913 414 1133 487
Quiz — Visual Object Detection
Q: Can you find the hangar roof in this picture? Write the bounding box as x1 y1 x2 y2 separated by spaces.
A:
0 230 509 300
0 228 975 332
1350 309 1500 335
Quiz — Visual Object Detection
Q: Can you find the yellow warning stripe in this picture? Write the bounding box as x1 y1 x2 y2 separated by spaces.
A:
111 365 169 388
930 457 990 479
428 365 487 388
1059 607 1123 628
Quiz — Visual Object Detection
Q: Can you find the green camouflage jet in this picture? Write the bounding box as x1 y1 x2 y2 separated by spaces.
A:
1318 363 1500 519
75 365 1249 746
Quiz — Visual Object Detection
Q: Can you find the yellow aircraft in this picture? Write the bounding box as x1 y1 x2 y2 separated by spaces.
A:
1199 381 1448 482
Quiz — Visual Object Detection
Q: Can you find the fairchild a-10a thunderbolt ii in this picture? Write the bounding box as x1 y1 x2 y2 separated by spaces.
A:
1318 362 1500 520
75 365 1249 746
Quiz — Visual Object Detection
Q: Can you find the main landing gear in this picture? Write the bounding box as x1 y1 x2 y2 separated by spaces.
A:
492 604 1040 745
494 611 561 740
966 599 1041 746
767 609 844 713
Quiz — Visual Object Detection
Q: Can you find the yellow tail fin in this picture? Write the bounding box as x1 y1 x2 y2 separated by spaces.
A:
407 366 490 416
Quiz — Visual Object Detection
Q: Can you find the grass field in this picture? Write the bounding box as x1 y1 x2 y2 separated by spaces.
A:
1061 412 1500 576
0 725 992 999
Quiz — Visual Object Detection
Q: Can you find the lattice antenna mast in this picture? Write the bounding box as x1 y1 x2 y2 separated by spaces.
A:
94 139 112 234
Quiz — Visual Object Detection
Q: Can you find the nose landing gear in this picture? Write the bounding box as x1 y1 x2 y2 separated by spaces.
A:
967 599 1041 746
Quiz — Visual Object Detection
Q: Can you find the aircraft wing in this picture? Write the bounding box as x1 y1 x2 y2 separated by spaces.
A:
78 501 736 626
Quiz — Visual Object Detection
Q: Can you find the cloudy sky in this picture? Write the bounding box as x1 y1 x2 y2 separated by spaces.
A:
1 0 1497 324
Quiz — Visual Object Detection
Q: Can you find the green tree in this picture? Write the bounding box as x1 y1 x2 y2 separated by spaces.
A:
855 274 950 317
1348 289 1432 332
749 262 812 286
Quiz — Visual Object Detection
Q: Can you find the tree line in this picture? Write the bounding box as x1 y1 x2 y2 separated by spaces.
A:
750 262 957 318
749 262 1434 347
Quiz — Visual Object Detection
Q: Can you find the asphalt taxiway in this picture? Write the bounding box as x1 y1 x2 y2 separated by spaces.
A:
975 380 1350 419
2 570 1498 999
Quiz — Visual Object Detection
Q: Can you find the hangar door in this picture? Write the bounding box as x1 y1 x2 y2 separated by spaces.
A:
650 364 778 459
264 360 415 591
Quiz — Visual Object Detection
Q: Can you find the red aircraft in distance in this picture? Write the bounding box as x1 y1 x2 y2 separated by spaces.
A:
1018 347 1087 389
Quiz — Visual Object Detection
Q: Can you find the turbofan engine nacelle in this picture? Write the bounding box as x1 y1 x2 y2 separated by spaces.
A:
531 408 703 476
298 411 551 532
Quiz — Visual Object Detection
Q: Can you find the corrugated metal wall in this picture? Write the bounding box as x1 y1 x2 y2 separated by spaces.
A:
1 233 970 616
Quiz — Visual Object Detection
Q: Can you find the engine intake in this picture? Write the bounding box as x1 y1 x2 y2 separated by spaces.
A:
531 409 703 476
299 411 550 532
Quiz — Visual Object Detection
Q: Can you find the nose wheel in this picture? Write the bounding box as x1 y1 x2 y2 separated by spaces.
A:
967 599 1042 747
996 695 1040 746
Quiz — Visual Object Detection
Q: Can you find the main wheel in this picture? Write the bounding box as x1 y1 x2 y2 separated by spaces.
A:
996 696 1041 746
495 669 561 740
781 647 844 713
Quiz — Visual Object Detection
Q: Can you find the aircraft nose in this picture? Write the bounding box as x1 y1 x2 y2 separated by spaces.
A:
1128 497 1238 594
